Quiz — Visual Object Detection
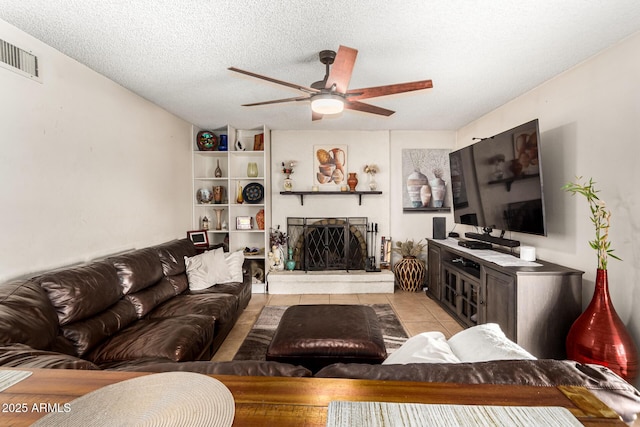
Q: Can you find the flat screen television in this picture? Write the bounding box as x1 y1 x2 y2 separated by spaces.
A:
449 119 546 244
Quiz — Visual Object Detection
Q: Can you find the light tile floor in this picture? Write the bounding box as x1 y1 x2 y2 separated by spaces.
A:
212 289 464 362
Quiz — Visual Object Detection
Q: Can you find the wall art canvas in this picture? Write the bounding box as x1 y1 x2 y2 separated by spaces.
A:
314 145 348 187
402 149 451 211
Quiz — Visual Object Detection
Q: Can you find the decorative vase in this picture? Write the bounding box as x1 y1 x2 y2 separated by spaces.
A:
214 159 222 178
236 182 243 204
256 209 265 230
347 172 358 191
285 247 296 271
213 186 224 204
213 209 224 231
420 184 432 207
247 162 258 177
566 269 638 382
196 130 217 151
393 256 426 292
283 176 293 192
368 173 377 191
196 188 213 204
407 170 428 208
429 178 446 208
218 134 228 151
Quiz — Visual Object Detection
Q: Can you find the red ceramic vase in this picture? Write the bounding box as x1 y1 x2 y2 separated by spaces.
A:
566 269 638 382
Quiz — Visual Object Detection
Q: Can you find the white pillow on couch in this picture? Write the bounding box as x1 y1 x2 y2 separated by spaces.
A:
184 249 246 290
184 248 232 290
382 331 461 365
223 250 244 283
447 323 536 362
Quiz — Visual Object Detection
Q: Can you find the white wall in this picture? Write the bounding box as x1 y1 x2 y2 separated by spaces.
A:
271 130 455 265
0 20 193 281
456 31 640 386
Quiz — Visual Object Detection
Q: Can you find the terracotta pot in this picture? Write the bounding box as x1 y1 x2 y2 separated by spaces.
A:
256 209 265 230
393 256 426 292
347 172 358 191
566 269 638 382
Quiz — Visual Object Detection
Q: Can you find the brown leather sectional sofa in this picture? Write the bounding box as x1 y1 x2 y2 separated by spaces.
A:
0 238 250 369
1 240 639 422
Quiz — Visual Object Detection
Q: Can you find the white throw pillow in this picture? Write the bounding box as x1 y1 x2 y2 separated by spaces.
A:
447 323 536 362
184 248 232 290
382 331 461 365
222 250 244 283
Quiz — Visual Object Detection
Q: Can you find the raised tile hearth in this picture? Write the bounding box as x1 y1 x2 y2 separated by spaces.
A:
267 270 395 294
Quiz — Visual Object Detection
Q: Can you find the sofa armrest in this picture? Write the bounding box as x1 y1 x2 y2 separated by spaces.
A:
315 359 640 423
109 360 312 377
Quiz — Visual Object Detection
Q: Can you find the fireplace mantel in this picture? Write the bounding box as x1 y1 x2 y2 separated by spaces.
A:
280 190 382 206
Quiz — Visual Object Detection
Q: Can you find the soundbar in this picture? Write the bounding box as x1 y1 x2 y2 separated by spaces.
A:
458 240 492 250
465 232 521 248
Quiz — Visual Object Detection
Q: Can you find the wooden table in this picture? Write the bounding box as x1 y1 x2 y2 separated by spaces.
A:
0 368 624 426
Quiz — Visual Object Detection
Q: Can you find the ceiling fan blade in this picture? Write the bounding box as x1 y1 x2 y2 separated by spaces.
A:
325 45 358 93
242 96 310 107
344 100 395 116
228 67 319 94
346 80 433 101
312 111 323 121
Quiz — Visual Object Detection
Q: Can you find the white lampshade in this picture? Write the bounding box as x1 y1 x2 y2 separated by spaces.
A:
310 93 344 115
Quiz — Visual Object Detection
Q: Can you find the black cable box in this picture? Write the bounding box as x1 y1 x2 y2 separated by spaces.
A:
458 240 493 250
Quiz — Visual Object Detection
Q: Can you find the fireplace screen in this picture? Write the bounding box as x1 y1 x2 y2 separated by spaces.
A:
287 217 367 271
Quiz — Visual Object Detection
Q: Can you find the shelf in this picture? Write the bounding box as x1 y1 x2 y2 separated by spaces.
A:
488 173 540 191
280 190 382 206
403 206 451 213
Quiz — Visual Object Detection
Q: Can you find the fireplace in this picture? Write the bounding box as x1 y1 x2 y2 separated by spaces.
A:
287 217 368 271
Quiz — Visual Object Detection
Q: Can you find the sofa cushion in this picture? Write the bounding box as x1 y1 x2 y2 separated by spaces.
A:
125 278 177 318
0 280 59 349
87 314 215 364
154 239 197 276
38 261 122 326
448 323 536 362
148 293 238 328
109 248 164 294
166 273 189 294
0 343 99 370
61 299 138 357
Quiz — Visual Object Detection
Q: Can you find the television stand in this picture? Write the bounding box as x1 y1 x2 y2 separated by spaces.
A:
426 238 583 359
465 232 520 248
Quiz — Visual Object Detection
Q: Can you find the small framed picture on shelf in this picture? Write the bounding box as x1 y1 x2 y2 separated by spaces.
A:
236 216 253 230
187 230 209 248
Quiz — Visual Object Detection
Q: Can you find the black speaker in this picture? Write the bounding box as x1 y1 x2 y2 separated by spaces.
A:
433 217 446 240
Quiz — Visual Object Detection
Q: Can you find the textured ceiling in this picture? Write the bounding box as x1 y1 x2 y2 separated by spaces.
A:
2 1 640 131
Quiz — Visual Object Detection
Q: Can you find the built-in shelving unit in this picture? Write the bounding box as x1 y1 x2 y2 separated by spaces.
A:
192 125 270 292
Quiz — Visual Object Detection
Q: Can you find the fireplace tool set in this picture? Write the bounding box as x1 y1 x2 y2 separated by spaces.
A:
366 223 381 272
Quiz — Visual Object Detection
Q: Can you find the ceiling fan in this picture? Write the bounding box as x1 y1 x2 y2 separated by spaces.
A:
228 45 433 121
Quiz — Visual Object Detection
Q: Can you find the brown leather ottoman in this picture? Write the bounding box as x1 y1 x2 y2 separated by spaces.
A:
265 304 387 373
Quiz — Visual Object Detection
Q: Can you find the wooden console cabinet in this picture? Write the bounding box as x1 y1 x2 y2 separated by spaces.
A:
427 239 583 359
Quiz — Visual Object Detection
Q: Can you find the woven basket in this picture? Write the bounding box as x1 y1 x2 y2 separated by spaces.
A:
393 256 426 292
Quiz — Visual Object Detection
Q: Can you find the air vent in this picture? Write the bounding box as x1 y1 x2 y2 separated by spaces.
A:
0 38 40 81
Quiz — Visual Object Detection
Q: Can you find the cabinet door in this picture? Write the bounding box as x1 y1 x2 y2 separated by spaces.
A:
427 245 441 300
482 267 516 341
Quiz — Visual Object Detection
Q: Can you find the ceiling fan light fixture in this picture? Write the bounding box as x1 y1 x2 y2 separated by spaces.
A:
310 93 344 115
